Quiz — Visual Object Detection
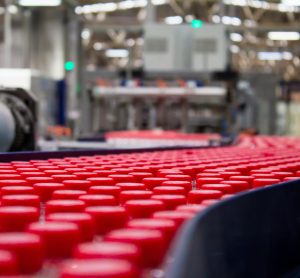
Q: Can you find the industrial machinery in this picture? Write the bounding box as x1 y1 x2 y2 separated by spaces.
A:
0 88 37 152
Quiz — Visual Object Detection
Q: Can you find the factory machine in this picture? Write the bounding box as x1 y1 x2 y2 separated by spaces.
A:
0 88 37 152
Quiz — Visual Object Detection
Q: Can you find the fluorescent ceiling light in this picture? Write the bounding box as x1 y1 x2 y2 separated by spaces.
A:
93 42 105 51
282 0 300 6
164 16 183 25
268 31 300 41
18 0 61 6
230 33 243 42
105 49 129 58
258 51 293 61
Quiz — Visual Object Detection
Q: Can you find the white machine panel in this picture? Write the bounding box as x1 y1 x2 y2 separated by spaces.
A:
144 24 192 71
192 24 228 72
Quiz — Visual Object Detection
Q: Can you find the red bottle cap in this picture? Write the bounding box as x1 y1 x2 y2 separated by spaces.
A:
0 174 22 180
252 178 280 188
271 171 294 180
85 206 128 235
27 222 80 259
46 213 95 242
64 168 86 173
0 206 39 231
201 184 233 194
0 180 29 188
51 174 78 182
33 182 64 202
73 242 140 265
176 204 207 214
119 191 152 205
52 190 86 200
201 199 219 206
229 176 255 187
126 218 176 246
109 175 136 183
151 195 186 210
188 190 223 204
152 211 194 229
153 186 186 196
59 259 139 278
93 170 117 177
218 171 241 179
79 194 116 206
19 172 46 178
164 174 192 182
252 173 277 179
105 228 165 268
0 233 44 274
45 200 86 215
283 177 299 182
124 200 165 218
196 178 224 188
112 168 133 175
128 172 153 182
86 177 115 186
220 180 250 193
26 177 55 186
1 194 40 207
63 180 92 191
1 186 35 196
197 173 222 178
88 186 121 200
73 172 99 179
142 177 170 190
0 250 17 275
161 181 192 193
0 170 17 174
116 183 146 191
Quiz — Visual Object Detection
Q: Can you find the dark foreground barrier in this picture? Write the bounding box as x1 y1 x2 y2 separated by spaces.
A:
166 180 300 278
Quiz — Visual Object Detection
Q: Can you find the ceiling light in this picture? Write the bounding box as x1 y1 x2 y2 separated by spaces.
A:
18 0 61 6
164 16 183 25
230 33 243 42
282 0 300 6
268 31 300 41
258 51 293 61
81 29 91 40
105 49 129 58
7 5 18 14
93 42 105 51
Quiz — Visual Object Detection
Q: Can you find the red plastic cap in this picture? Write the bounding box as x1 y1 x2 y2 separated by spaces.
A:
88 186 121 200
73 172 98 179
0 206 39 231
142 177 169 190
176 204 207 214
196 178 224 188
27 222 80 259
105 228 165 268
46 213 95 242
73 242 140 265
1 194 40 207
33 183 64 202
201 199 219 206
119 190 152 205
116 183 146 191
126 218 176 246
52 190 86 200
86 177 115 186
161 181 192 193
59 259 139 278
0 233 44 274
79 194 116 206
109 175 136 183
45 200 86 215
252 178 281 188
51 175 78 182
128 172 153 182
0 180 29 188
1 186 35 196
0 250 17 275
124 200 165 218
152 211 194 229
85 206 128 235
26 177 55 186
151 194 186 210
188 189 223 204
164 174 192 182
153 186 186 196
63 180 92 191
0 174 22 181
229 176 255 187
201 184 233 194
220 180 250 193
